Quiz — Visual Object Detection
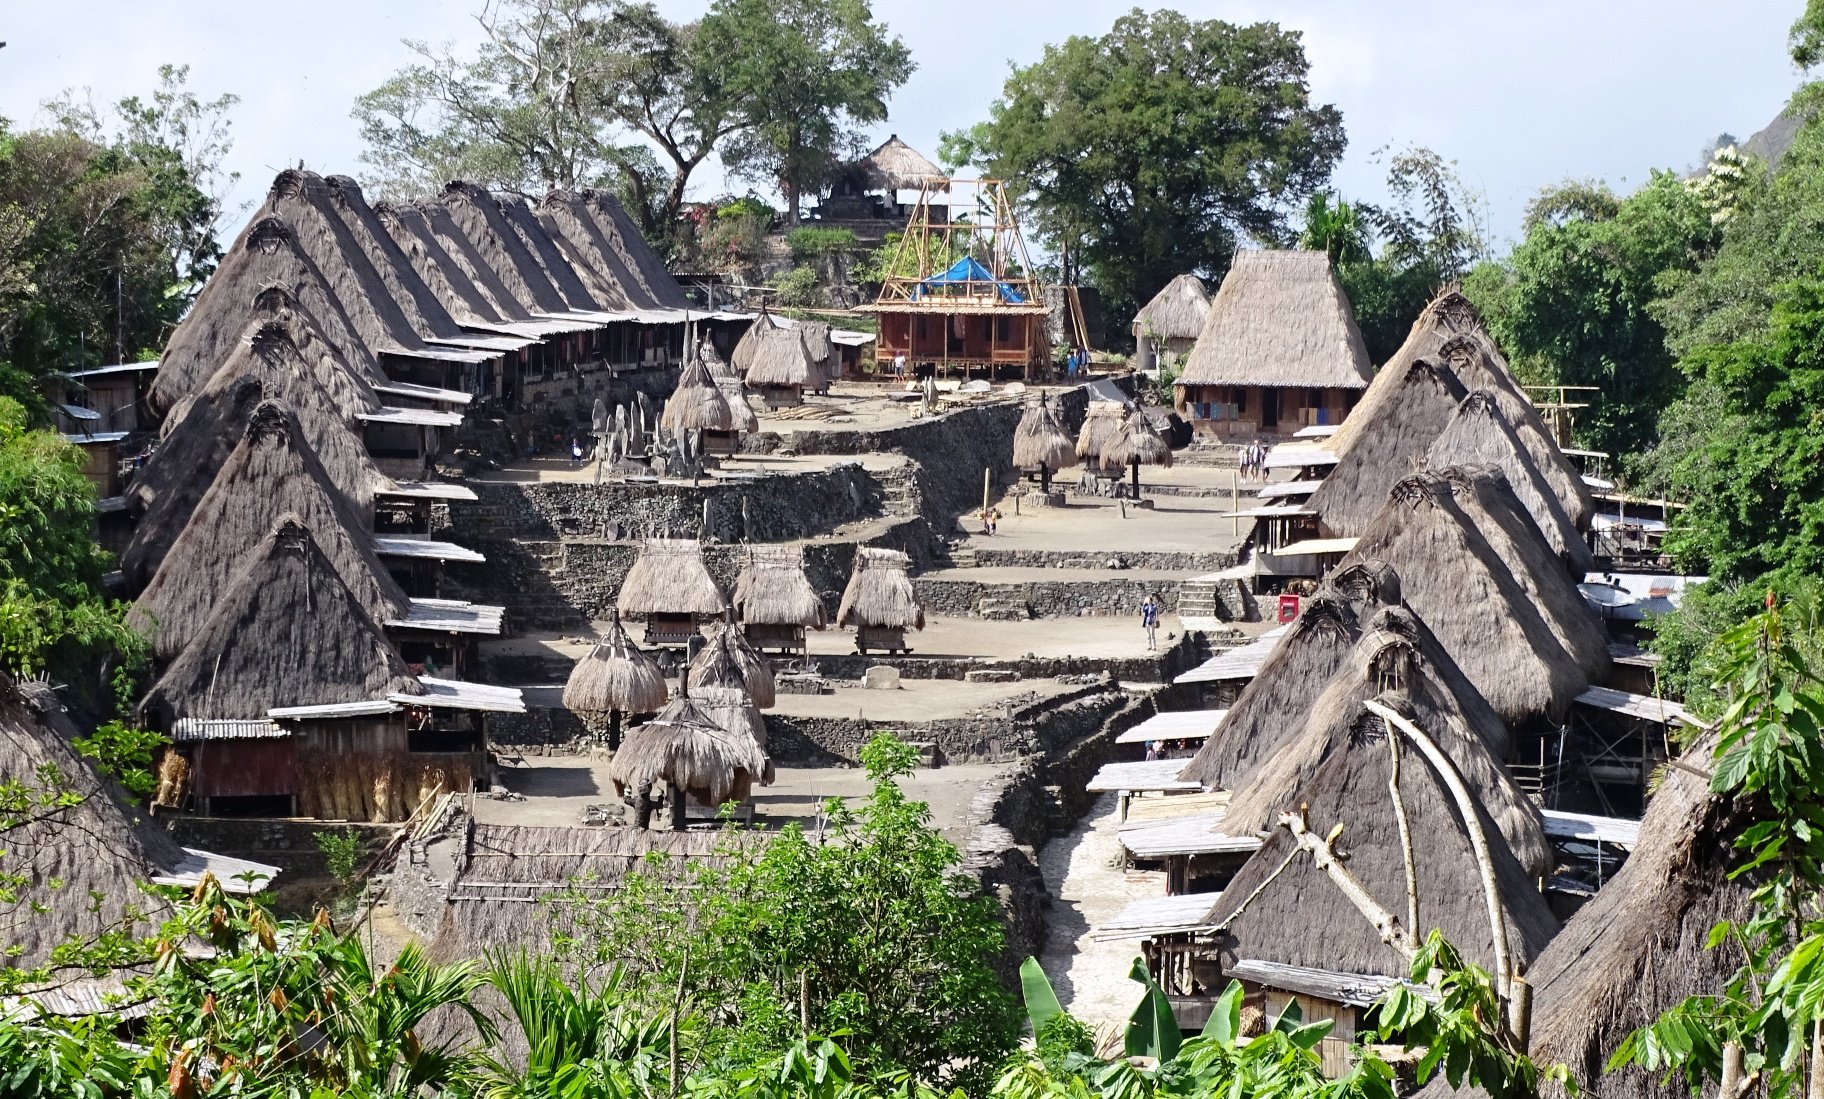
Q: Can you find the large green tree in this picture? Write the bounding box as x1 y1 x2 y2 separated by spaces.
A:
702 0 911 225
943 8 1344 318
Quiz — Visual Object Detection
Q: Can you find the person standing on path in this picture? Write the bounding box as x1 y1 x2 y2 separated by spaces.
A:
1140 593 1161 650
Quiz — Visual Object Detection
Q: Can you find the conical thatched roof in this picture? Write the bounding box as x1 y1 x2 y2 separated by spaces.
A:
124 321 388 585
733 545 827 629
702 339 759 433
1424 391 1593 572
130 402 411 661
695 622 776 709
744 323 818 389
693 685 771 756
608 695 767 807
562 617 668 717
1307 357 1467 537
852 135 945 192
1177 251 1372 390
1210 670 1560 980
1102 407 1174 469
795 321 838 391
1337 471 1594 726
140 516 422 723
836 548 925 631
1222 605 1549 877
617 539 729 619
1133 274 1211 342
660 354 734 433
1318 289 1482 459
1075 402 1127 463
1013 395 1079 473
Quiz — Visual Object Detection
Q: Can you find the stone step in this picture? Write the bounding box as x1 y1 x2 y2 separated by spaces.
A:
975 596 1029 621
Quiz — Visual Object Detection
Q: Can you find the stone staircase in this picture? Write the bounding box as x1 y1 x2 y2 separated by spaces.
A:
878 466 923 518
947 544 979 568
1176 578 1223 620
975 594 1030 621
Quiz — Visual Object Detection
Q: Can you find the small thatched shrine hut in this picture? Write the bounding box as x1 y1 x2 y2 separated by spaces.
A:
562 616 667 748
1306 357 1467 537
1102 407 1174 499
1425 391 1593 572
1174 251 1372 439
732 545 826 657
1132 273 1211 373
836 548 925 655
1013 394 1078 493
742 323 821 408
825 134 945 220
795 321 838 394
617 538 729 647
692 622 776 709
609 695 768 829
660 352 735 454
1074 401 1127 468
701 338 759 435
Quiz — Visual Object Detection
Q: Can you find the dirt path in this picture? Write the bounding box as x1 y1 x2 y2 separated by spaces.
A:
1037 793 1167 1043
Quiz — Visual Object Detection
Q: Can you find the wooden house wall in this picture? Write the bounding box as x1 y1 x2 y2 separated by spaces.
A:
1259 989 1357 1077
1175 385 1358 439
874 312 1043 367
189 738 297 799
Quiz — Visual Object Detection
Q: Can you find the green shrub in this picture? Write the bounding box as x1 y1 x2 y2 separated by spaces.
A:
716 196 775 222
787 226 858 261
771 265 824 307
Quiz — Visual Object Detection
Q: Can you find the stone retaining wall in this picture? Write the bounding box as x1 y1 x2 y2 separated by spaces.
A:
964 546 1236 572
914 576 1183 618
763 683 1131 766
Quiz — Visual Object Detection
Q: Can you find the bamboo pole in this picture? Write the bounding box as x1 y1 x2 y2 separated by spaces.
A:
1387 731 1420 937
1279 809 1417 961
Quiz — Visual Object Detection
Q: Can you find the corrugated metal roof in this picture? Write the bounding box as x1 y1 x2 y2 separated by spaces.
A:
1264 446 1338 469
1115 709 1229 745
1221 504 1315 519
398 677 526 713
171 718 287 742
268 700 400 720
377 481 480 502
152 848 281 893
373 381 474 406
1118 813 1262 858
1574 685 1700 727
1267 537 1358 557
1094 893 1223 939
1175 625 1291 684
1085 759 1199 793
1227 960 1434 1007
1541 809 1641 849
372 536 487 563
1256 480 1322 498
386 598 505 635
359 407 465 428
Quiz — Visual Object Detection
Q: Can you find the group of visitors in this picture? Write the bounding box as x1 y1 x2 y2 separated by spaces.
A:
1237 438 1269 482
1143 737 1194 761
1064 347 1090 377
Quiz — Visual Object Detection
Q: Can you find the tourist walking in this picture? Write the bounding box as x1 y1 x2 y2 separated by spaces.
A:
980 505 1001 535
1141 593 1161 650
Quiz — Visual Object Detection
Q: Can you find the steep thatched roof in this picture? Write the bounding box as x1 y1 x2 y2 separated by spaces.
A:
794 321 838 391
140 516 422 723
1013 395 1079 473
130 402 411 661
1376 288 1484 379
1338 472 1595 726
608 695 767 807
563 616 668 717
696 622 776 709
567 189 692 310
851 135 945 191
661 354 735 433
1436 333 1595 530
730 313 770 375
693 685 770 756
497 193 610 312
1177 251 1372 390
1133 274 1212 342
617 539 729 619
836 548 925 631
743 323 818 389
538 190 692 312
702 340 760 433
1223 605 1549 877
124 321 388 585
378 200 540 331
1424 392 1593 572
309 173 484 345
734 545 827 629
1075 402 1128 463
436 183 593 318
1103 408 1174 470
1307 358 1467 537
1210 667 1560 979
0 681 178 965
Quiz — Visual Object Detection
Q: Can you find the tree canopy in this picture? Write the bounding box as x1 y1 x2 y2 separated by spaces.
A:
942 9 1344 318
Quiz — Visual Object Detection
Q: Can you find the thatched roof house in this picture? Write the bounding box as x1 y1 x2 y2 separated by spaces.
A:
1371 288 1484 391
850 135 946 192
1176 251 1371 439
795 321 838 392
538 189 693 313
1337 472 1596 727
140 516 422 723
609 695 768 809
562 616 667 718
1425 391 1593 572
1013 395 1079 474
693 686 770 757
377 200 573 336
617 538 729 620
836 548 925 631
130 402 411 660
495 191 614 314
1306 357 1467 537
1132 274 1211 372
730 309 771 375
733 545 826 629
660 353 734 433
742 323 821 405
1221 606 1550 877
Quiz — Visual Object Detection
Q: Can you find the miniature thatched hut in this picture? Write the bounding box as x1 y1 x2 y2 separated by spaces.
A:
730 310 771 376
1306 357 1467 537
702 338 759 435
732 545 826 657
692 622 776 709
562 616 667 748
743 323 821 408
1424 391 1593 572
617 538 730 647
660 352 735 454
1132 273 1211 373
1175 251 1372 438
1074 401 1127 469
795 321 838 393
836 548 925 655
130 401 411 661
1102 407 1174 499
609 695 768 829
1012 394 1078 493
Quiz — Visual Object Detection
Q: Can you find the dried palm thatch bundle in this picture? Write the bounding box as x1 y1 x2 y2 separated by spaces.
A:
695 622 776 708
1102 408 1174 470
1306 358 1466 537
1074 402 1127 463
1222 605 1548 877
1424 391 1593 572
1133 273 1211 343
733 545 827 629
130 401 412 661
140 515 423 723
1012 394 1079 473
609 696 767 807
660 353 734 433
836 548 925 631
563 616 667 718
617 539 729 619
1178 251 1372 391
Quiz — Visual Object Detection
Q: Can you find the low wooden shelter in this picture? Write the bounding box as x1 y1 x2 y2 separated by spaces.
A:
742 323 822 408
1132 274 1211 373
732 545 826 657
836 548 925 655
563 616 667 748
617 538 730 647
1174 251 1372 439
1012 394 1078 493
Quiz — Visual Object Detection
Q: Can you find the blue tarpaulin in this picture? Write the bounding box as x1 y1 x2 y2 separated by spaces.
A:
912 256 1026 303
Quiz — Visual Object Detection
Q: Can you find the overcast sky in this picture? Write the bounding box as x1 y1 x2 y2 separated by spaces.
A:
0 1 1807 250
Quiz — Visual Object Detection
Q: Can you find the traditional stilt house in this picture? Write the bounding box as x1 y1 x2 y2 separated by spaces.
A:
837 548 925 655
1174 252 1372 439
1012 394 1078 494
609 695 769 829
617 538 731 647
1424 391 1593 572
1132 274 1211 374
562 616 668 749
733 545 826 658
1304 357 1467 538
